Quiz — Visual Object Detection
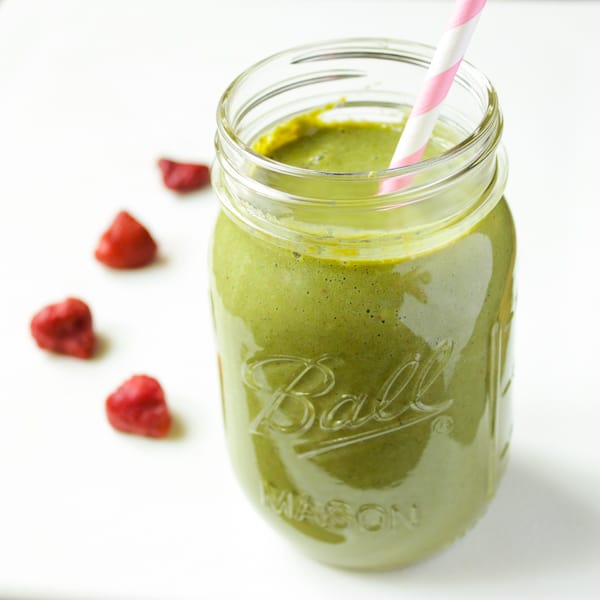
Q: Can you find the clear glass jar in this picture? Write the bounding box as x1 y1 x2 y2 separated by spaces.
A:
210 38 516 569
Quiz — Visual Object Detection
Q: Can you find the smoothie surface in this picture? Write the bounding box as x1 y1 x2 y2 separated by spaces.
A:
254 111 450 173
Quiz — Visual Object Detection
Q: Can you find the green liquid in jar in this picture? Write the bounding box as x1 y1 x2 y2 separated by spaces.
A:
210 113 516 569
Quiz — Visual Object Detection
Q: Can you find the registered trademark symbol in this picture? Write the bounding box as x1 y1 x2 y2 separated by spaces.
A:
431 415 454 435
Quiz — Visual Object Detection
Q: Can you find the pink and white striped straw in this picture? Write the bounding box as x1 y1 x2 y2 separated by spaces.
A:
380 0 487 194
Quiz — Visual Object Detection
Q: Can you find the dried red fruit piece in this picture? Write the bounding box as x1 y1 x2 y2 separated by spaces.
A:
30 297 95 359
95 211 157 269
158 158 210 192
106 375 171 438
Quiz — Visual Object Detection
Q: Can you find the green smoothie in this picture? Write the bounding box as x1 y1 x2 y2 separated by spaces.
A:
210 114 516 568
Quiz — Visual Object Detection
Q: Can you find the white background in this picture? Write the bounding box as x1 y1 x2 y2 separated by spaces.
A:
1 0 599 598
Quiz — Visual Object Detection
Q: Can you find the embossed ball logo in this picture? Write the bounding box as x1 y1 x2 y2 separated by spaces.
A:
243 339 455 458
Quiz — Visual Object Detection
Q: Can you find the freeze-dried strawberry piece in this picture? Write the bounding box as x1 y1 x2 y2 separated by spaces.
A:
106 375 171 438
30 297 95 359
158 158 210 192
95 211 157 269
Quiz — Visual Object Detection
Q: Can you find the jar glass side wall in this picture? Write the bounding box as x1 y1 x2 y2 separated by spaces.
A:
210 196 516 568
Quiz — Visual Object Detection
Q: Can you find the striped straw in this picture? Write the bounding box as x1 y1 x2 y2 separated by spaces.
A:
380 0 487 194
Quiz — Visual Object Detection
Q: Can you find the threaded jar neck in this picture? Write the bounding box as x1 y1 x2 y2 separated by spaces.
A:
214 38 507 260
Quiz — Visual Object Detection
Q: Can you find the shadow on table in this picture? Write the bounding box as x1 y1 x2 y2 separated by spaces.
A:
361 456 600 583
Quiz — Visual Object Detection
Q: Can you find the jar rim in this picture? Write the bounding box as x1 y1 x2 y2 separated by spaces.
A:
216 37 501 189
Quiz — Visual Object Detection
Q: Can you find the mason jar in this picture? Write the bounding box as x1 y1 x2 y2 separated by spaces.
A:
210 38 516 570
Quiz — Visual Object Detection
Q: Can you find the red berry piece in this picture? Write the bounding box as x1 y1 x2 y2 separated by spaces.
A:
158 158 210 192
30 297 95 359
106 375 171 438
95 211 157 269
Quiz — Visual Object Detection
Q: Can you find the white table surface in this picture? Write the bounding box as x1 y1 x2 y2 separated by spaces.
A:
1 0 599 598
